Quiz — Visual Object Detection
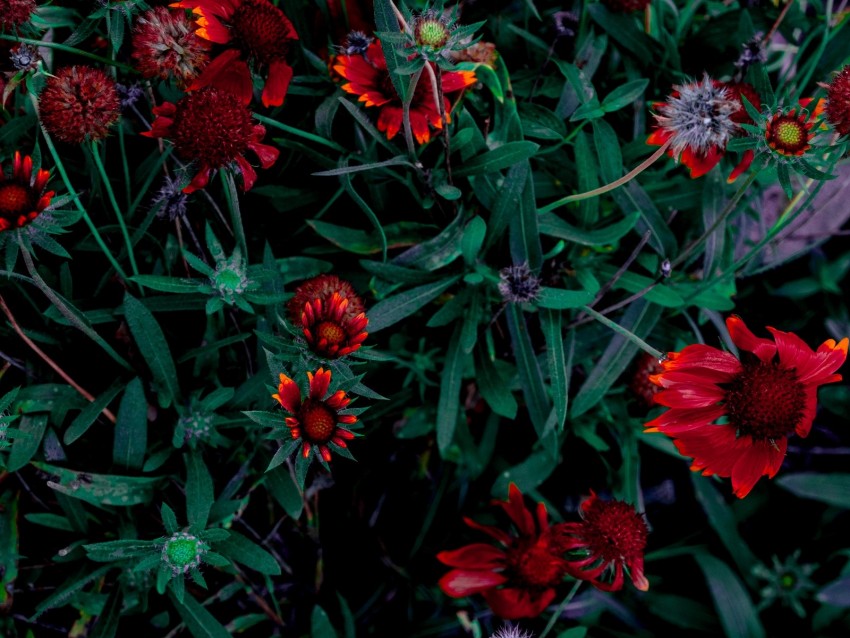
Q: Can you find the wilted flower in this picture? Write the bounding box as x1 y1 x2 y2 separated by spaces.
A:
131 7 210 86
0 151 53 232
289 274 368 358
142 87 279 192
498 263 541 304
734 34 766 73
646 316 848 498
9 43 39 72
825 65 850 137
339 30 373 56
116 82 145 109
152 176 189 220
39 66 121 144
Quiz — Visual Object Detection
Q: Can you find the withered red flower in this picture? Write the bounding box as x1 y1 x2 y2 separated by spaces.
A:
557 491 649 592
437 484 570 620
825 65 850 137
646 316 848 498
334 41 477 145
171 0 298 107
132 7 210 86
0 151 53 232
272 367 357 463
142 86 279 193
39 66 121 144
288 274 368 358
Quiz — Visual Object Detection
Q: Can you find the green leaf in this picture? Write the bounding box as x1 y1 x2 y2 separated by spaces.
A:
218 530 281 575
541 309 569 431
130 275 202 294
492 449 557 496
89 589 122 638
367 276 460 333
587 3 656 59
33 565 113 618
311 606 339 638
7 414 48 472
601 79 649 112
538 212 639 246
112 379 147 471
170 591 231 638
506 305 551 437
34 461 165 507
64 382 123 445
266 465 303 519
776 473 850 508
486 162 529 249
0 492 18 606
312 156 413 176
510 168 543 271
123 293 180 408
536 287 596 310
695 553 766 638
461 216 487 265
436 325 465 455
454 142 540 177
474 342 518 419
185 453 214 530
373 0 410 102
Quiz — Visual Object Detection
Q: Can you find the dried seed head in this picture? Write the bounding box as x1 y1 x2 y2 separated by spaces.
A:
9 43 39 72
734 34 766 72
498 263 541 304
152 176 189 221
340 30 373 56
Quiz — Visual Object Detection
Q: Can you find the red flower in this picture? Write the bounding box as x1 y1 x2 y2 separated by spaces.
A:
1 0 35 29
437 484 570 620
288 275 368 358
272 367 357 463
132 7 210 86
171 0 298 107
38 66 121 144
0 151 54 232
602 0 650 11
646 316 848 498
647 78 760 183
557 492 649 592
764 106 820 157
629 352 663 408
826 65 850 137
333 41 477 145
142 87 279 193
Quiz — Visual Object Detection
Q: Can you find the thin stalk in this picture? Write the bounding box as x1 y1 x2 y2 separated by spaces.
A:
223 172 248 257
402 67 424 161
91 143 140 280
253 114 347 153
0 295 117 424
430 64 453 184
0 35 137 72
582 305 663 359
539 139 672 213
539 580 583 638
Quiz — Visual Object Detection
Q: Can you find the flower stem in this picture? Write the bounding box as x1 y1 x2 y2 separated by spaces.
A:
539 139 672 213
0 294 117 423
539 580 583 638
253 114 346 153
90 143 141 280
222 172 247 257
402 67 424 161
582 305 663 359
0 34 137 73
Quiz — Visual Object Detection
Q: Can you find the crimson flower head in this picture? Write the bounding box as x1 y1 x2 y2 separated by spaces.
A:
602 0 650 11
825 65 850 137
437 484 570 620
334 41 476 145
764 106 819 157
272 367 357 463
142 86 279 193
0 151 54 232
557 491 649 592
38 66 121 144
1 0 35 29
288 274 368 358
629 352 663 408
647 76 760 182
646 316 848 498
132 7 210 86
171 0 299 107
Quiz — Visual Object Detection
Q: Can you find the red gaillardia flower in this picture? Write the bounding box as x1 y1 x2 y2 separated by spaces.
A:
1 0 35 29
646 316 848 498
647 76 760 182
334 41 477 145
132 7 210 86
142 86 279 193
272 367 357 462
764 106 820 157
0 151 54 232
629 352 663 408
288 274 368 358
557 491 649 592
38 66 121 144
825 65 850 137
171 0 298 107
437 484 570 620
602 0 650 11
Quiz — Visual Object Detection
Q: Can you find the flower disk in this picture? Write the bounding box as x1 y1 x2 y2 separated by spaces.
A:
0 151 54 232
825 65 850 137
765 110 812 156
39 66 121 144
132 7 210 86
646 316 848 498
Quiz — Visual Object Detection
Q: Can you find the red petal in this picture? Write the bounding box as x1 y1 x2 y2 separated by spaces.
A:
673 424 745 479
191 50 253 105
308 367 332 400
463 516 512 546
731 438 784 498
262 60 294 107
436 544 507 569
437 568 507 598
494 483 535 538
274 373 302 413
483 586 556 620
680 145 723 178
377 105 404 140
661 344 742 376
653 383 726 409
184 166 212 193
769 327 848 385
248 138 280 169
727 150 754 183
441 69 477 93
727 316 776 362
644 405 726 435
233 154 257 191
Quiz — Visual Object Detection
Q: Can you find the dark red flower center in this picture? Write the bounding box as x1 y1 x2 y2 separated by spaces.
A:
0 183 33 217
506 537 565 589
765 112 811 156
171 88 254 168
725 362 806 441
317 320 346 346
299 399 337 443
581 501 648 562
231 0 294 65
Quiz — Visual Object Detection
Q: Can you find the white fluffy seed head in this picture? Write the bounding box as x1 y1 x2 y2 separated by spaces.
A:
654 74 741 158
491 624 534 638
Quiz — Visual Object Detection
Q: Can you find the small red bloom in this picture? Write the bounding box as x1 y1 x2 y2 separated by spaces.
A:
1 0 35 29
602 0 650 11
132 7 210 86
825 65 850 137
557 492 649 592
272 367 357 462
765 107 818 157
38 66 121 144
630 352 663 408
288 275 368 358
171 0 299 107
0 151 54 232
646 316 848 498
334 41 477 145
437 484 570 620
142 86 279 193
